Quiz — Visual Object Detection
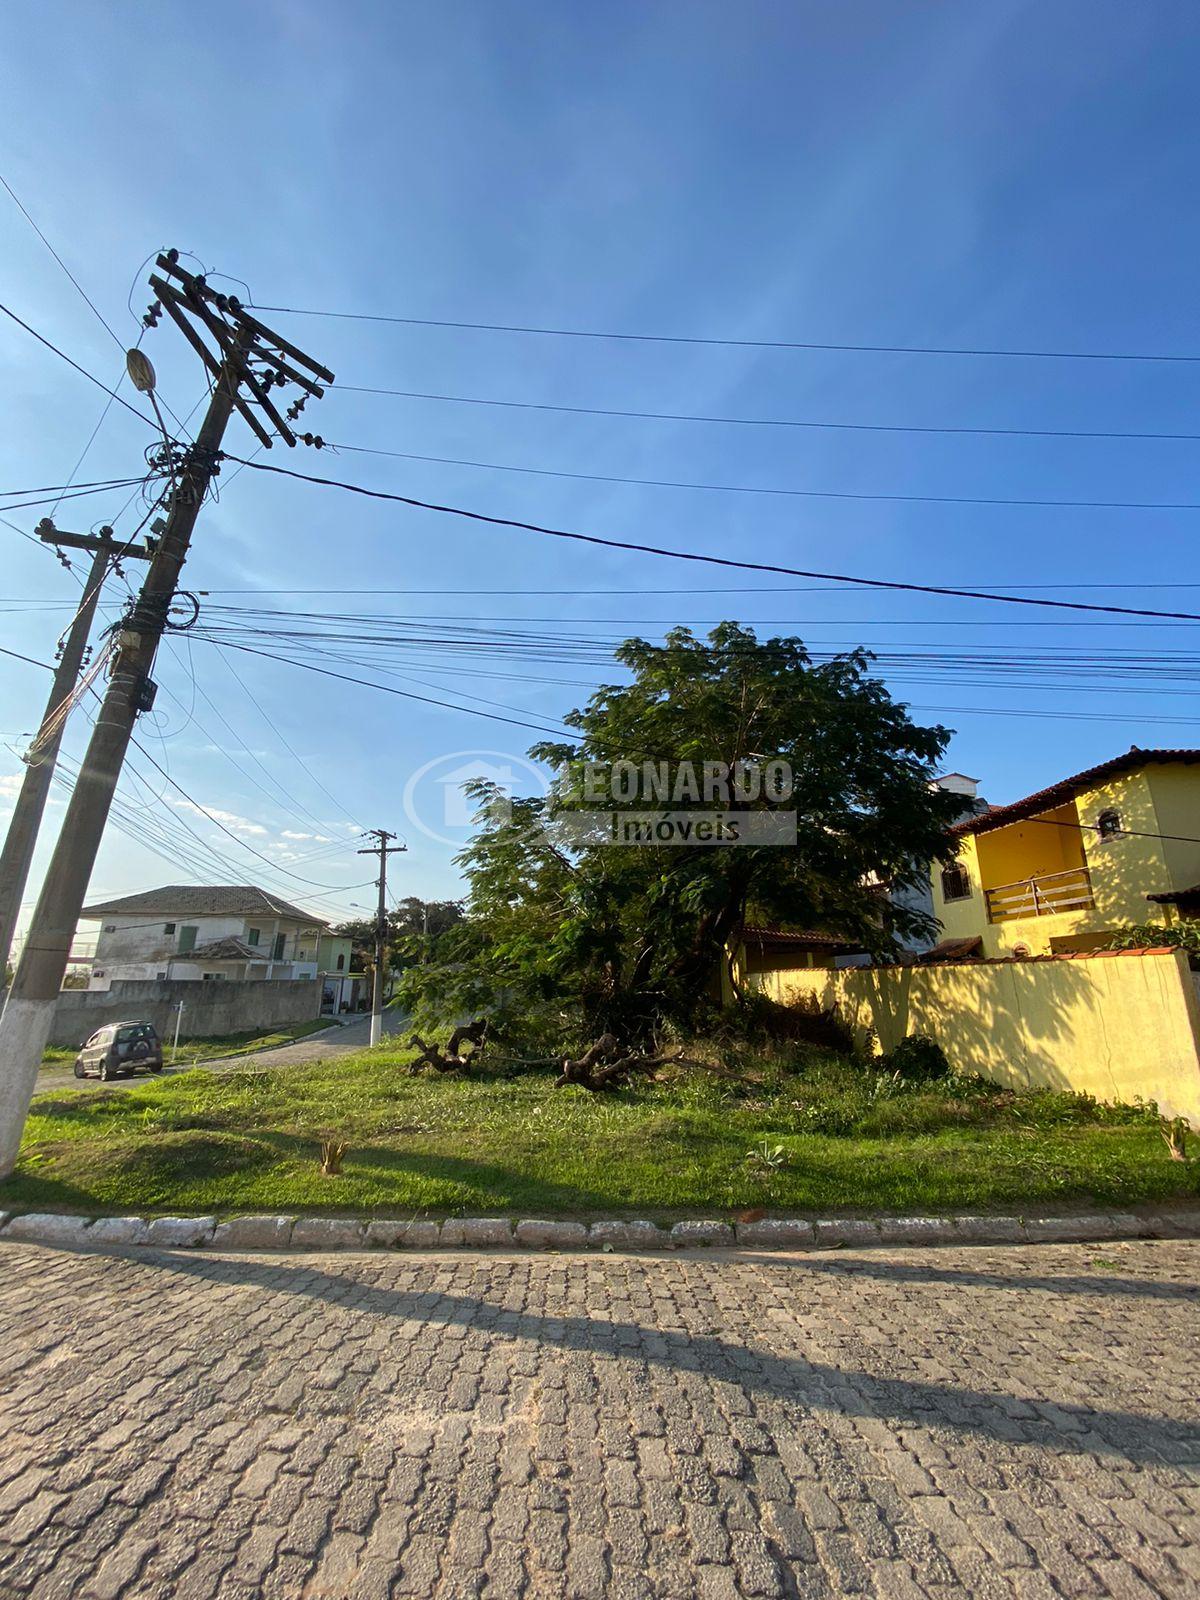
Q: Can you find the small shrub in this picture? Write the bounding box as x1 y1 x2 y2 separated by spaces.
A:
745 1139 789 1175
883 1034 950 1083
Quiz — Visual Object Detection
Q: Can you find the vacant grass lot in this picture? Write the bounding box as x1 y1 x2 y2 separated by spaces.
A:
8 1041 1197 1219
41 1017 337 1070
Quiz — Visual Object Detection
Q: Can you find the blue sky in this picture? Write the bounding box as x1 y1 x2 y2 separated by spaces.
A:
2 0 1198 943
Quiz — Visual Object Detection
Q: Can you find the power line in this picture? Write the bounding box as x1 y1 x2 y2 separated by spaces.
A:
0 173 124 351
194 633 1200 730
206 639 367 833
156 641 361 841
327 439 1200 512
0 474 147 501
1022 814 1200 846
128 735 375 893
0 300 156 427
338 383 1200 445
225 455 1200 624
0 644 52 673
201 638 577 737
249 302 1200 364
188 581 1200 595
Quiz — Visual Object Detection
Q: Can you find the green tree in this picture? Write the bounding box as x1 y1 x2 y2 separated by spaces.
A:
400 625 963 1042
333 899 463 976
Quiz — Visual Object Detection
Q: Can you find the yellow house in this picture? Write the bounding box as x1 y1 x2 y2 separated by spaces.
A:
932 747 1200 958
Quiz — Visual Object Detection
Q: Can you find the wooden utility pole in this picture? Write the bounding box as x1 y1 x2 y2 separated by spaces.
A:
0 253 332 1176
357 830 405 1047
0 523 152 987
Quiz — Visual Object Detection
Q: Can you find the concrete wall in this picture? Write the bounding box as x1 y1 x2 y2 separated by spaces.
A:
749 948 1200 1122
49 977 323 1048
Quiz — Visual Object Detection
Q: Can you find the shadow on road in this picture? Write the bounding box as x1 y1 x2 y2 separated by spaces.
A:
100 1246 1200 1469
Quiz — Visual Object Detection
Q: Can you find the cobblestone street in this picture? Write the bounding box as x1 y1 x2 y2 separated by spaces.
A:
0 1238 1197 1598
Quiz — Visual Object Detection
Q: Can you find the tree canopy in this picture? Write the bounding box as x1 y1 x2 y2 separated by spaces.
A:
400 625 964 1042
333 898 463 973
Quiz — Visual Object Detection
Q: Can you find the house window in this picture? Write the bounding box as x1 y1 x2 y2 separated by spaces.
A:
178 926 198 953
272 933 286 960
163 923 176 935
940 864 972 902
1097 808 1122 840
201 972 225 981
104 923 116 932
247 927 260 946
336 953 345 971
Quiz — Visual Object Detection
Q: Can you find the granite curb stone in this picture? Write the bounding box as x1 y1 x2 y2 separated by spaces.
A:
590 1220 670 1249
211 1215 295 1250
736 1219 816 1249
814 1218 882 1248
289 1217 363 1249
514 1220 589 1248
367 1220 442 1248
145 1216 215 1248
878 1216 959 1246
440 1218 514 1247
88 1216 151 1246
669 1221 735 1247
953 1214 1028 1243
3 1212 95 1244
1 1209 1197 1252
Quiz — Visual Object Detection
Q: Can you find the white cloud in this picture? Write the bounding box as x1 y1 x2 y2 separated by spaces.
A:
0 774 24 799
171 799 268 837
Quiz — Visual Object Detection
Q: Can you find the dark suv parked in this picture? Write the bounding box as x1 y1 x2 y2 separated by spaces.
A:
73 1021 164 1080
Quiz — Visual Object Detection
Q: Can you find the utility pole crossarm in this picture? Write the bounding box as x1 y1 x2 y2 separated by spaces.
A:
0 518 157 986
357 830 406 1049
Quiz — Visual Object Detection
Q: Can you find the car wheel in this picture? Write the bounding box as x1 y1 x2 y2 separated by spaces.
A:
73 1060 85 1078
99 1060 112 1082
150 1063 164 1073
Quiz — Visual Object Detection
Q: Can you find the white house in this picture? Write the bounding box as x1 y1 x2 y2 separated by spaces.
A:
79 885 341 990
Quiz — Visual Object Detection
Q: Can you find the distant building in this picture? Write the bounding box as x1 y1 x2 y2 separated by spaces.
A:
892 773 990 955
79 885 353 991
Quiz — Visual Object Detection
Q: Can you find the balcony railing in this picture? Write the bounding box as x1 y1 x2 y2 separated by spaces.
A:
984 867 1094 924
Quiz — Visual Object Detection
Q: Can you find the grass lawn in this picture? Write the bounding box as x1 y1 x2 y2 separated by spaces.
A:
41 1017 338 1070
8 1041 1197 1219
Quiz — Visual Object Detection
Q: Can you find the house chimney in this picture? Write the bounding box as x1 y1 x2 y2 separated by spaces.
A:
934 772 980 799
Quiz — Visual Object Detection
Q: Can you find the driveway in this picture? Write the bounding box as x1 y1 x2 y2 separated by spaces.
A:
0 1238 1197 1597
34 1009 408 1095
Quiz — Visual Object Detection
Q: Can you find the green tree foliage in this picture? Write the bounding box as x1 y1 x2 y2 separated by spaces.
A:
333 899 463 974
1105 921 1200 956
400 625 964 1042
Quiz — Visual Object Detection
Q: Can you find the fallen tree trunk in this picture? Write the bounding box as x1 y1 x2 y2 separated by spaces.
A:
408 1019 489 1075
556 1034 683 1091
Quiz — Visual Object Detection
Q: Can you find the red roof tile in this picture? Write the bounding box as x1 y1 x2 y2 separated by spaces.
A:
951 748 1200 839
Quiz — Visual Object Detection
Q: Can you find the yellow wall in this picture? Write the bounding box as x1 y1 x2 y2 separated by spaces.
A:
974 801 1085 887
930 767 1187 956
751 950 1200 1122
1146 765 1200 897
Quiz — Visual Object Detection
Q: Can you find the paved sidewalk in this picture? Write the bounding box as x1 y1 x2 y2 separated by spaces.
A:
0 1241 1197 1598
